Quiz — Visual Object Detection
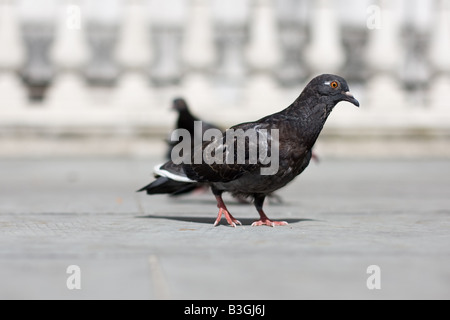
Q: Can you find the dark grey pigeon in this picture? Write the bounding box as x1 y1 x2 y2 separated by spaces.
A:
166 97 285 202
166 97 220 160
138 74 359 227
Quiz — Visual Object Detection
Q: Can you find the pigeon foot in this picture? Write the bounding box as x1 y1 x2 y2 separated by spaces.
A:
251 219 288 227
213 208 242 227
213 193 241 227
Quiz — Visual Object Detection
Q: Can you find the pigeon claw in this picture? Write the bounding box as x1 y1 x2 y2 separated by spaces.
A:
251 219 288 227
213 208 242 227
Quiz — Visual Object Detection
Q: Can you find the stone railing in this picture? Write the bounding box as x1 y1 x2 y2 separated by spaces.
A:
1 0 449 157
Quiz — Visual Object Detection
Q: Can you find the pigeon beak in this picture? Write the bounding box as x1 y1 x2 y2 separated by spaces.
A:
343 91 360 107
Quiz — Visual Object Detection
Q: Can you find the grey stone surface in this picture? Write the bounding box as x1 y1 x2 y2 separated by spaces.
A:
0 158 449 299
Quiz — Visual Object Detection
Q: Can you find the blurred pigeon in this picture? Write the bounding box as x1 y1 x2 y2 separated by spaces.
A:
139 74 359 227
166 98 219 159
164 98 221 196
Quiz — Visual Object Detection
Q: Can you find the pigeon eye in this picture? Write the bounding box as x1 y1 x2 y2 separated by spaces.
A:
330 81 339 89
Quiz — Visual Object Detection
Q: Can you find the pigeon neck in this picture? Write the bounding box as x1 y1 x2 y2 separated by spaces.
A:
177 108 197 124
178 108 193 117
285 92 335 122
283 93 336 148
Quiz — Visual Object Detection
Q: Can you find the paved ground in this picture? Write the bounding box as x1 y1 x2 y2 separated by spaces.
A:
0 157 449 300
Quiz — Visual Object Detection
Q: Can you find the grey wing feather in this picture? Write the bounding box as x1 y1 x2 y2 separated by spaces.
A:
183 121 277 183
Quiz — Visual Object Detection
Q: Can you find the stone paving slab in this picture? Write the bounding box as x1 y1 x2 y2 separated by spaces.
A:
0 158 449 299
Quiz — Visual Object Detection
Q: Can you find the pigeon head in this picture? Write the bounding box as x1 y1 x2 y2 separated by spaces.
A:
309 74 360 107
172 98 189 112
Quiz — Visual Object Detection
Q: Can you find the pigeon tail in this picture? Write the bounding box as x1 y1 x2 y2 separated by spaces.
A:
137 176 197 195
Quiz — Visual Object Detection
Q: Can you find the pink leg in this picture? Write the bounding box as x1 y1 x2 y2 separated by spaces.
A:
251 211 288 227
311 151 320 163
192 185 210 195
213 195 242 227
252 195 288 227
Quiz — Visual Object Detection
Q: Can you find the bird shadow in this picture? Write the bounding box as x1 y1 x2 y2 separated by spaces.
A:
136 214 317 226
166 197 289 207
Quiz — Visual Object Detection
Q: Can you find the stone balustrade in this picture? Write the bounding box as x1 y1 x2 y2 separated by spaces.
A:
0 0 449 157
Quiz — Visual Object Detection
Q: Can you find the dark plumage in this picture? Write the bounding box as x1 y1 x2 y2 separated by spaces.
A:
139 74 359 227
167 97 287 202
164 98 222 196
167 98 220 159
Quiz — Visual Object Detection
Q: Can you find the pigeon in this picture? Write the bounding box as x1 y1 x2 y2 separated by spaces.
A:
138 74 359 227
166 97 219 159
166 97 287 203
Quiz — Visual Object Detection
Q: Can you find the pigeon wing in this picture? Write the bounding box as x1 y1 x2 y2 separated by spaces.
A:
182 121 276 183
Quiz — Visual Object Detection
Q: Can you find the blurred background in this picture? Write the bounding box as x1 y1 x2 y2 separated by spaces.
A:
0 0 449 159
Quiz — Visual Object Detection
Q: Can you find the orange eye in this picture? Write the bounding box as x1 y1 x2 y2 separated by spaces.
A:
330 81 339 89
